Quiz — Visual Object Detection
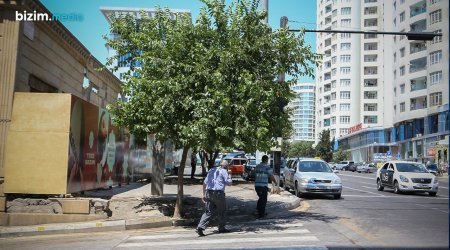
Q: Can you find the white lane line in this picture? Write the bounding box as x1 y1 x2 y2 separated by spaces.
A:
338 174 375 180
117 236 319 248
342 194 449 199
414 203 449 214
343 186 385 196
128 229 311 241
362 186 373 189
438 186 448 190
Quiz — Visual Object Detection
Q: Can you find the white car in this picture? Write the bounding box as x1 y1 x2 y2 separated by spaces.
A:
376 161 439 196
357 163 377 173
283 158 342 199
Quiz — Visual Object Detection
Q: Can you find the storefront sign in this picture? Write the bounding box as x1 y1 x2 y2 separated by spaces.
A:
348 123 363 135
427 148 436 157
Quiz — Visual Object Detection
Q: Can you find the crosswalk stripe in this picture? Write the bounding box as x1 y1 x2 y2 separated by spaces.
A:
117 235 320 248
128 229 311 241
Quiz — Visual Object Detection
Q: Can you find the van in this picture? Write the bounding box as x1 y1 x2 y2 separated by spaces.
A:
224 157 247 178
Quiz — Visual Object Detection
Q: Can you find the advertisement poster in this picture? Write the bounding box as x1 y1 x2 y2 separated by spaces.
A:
67 96 129 193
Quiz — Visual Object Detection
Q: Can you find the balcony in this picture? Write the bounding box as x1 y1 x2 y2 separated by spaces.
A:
410 19 427 32
410 76 427 92
364 7 377 15
364 42 378 51
409 57 427 73
364 18 378 27
364 54 377 62
364 66 378 75
364 79 378 87
410 1 426 18
410 96 427 111
410 42 426 54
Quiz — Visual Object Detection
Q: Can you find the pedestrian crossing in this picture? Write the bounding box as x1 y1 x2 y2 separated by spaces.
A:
114 219 328 250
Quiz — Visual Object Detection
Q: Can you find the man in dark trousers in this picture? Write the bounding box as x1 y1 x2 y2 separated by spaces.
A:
196 160 232 236
254 155 275 219
190 152 197 179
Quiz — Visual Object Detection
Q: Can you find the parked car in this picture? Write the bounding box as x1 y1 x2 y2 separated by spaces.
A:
283 158 342 199
348 163 359 172
357 163 377 173
426 164 439 176
334 161 354 171
376 161 439 196
242 158 257 181
224 157 247 178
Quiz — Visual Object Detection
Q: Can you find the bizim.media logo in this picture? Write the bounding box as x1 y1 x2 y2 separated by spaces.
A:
16 10 83 22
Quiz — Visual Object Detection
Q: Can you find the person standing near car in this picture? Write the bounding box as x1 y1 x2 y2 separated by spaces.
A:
196 160 232 236
191 151 197 179
254 155 275 219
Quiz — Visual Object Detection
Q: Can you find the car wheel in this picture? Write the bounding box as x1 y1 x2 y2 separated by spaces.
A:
294 182 302 198
429 192 437 196
393 180 401 194
283 182 289 191
357 171 361 173
333 193 341 199
377 179 384 191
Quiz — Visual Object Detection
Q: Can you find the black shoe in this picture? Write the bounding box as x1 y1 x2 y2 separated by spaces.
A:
196 228 205 237
218 228 231 233
256 213 267 219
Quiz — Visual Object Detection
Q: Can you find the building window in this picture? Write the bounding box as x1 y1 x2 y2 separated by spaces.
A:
341 33 351 39
430 92 442 106
340 116 350 124
331 116 336 125
400 47 405 57
340 79 351 86
400 102 405 112
341 43 351 50
430 50 442 65
431 29 442 44
430 71 442 85
341 19 351 27
341 7 351 15
340 128 348 135
400 66 405 76
364 116 378 124
340 91 351 99
340 103 350 111
400 84 405 94
430 0 441 5
364 103 377 111
430 10 442 24
399 12 405 22
340 55 351 62
340 67 351 74
364 91 377 99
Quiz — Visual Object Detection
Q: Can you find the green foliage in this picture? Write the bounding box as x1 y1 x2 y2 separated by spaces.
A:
105 0 318 154
287 141 315 158
333 148 347 162
315 130 333 162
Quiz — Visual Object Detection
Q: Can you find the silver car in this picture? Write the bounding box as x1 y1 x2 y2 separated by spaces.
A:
283 158 342 199
357 163 377 173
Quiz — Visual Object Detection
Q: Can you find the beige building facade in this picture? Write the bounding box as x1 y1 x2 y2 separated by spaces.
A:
0 0 122 209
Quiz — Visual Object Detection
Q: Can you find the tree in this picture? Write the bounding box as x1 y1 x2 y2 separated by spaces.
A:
333 148 347 162
105 0 318 218
315 130 333 162
287 141 315 158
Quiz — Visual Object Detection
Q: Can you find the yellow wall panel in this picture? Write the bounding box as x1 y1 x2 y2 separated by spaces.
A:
9 93 71 133
4 131 69 194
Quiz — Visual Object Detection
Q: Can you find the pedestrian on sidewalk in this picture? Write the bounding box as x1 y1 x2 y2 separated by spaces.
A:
196 160 232 236
191 151 197 179
254 155 275 219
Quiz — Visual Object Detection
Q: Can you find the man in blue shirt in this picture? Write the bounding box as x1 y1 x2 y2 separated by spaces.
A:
196 160 232 236
255 155 275 219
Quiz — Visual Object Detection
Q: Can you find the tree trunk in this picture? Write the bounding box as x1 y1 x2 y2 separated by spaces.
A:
205 150 219 169
200 151 207 177
173 145 189 219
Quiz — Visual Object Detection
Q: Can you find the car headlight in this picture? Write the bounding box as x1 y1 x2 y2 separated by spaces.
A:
434 178 439 184
334 178 342 184
399 175 409 183
300 178 311 184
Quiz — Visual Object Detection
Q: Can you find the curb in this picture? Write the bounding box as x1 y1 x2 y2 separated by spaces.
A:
0 190 301 237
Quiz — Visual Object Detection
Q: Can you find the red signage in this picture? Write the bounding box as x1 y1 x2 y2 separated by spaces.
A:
348 123 363 135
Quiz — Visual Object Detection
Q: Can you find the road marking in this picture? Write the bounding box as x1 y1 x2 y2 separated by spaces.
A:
414 203 449 214
343 186 385 196
438 186 448 190
342 194 449 199
338 174 374 180
117 235 320 248
362 186 373 189
338 218 380 244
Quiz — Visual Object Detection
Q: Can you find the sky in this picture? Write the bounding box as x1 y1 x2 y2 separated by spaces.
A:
40 0 317 82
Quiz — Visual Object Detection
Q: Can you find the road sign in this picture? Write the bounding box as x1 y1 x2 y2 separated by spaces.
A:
396 153 401 159
387 151 392 156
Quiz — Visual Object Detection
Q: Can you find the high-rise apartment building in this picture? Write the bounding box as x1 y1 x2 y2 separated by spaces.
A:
316 0 448 164
290 83 316 142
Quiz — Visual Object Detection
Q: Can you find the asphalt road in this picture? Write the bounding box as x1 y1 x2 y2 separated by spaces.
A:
296 171 449 249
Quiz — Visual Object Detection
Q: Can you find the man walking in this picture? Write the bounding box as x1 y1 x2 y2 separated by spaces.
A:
196 160 232 236
254 155 275 219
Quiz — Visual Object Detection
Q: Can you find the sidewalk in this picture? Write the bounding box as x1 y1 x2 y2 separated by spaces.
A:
0 169 301 237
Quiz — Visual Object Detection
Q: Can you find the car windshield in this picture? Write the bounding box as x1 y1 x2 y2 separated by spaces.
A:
249 159 256 165
396 163 428 173
427 164 438 170
299 161 332 173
